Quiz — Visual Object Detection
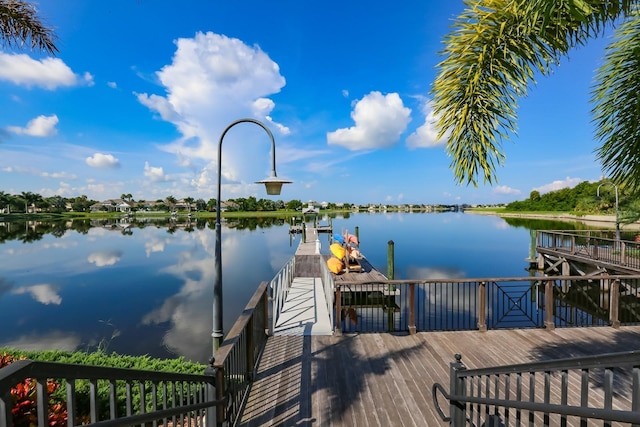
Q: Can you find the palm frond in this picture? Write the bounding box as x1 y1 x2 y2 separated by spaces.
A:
431 0 630 186
0 0 57 54
592 10 640 195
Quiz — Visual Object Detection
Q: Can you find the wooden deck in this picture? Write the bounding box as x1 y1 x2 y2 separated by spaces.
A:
238 326 640 426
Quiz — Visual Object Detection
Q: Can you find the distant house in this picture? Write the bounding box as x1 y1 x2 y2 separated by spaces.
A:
89 199 133 213
302 203 320 215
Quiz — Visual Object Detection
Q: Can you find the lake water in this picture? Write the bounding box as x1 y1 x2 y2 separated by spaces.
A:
0 212 586 363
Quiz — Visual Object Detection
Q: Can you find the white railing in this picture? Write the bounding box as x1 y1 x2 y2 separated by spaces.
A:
319 256 335 329
269 256 296 334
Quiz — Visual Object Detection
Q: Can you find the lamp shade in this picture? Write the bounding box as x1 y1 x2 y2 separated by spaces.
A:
256 175 292 196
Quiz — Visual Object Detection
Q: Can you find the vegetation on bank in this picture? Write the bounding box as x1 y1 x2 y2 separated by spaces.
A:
501 180 640 224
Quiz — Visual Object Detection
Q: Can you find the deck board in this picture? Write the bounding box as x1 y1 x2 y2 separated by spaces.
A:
238 326 640 426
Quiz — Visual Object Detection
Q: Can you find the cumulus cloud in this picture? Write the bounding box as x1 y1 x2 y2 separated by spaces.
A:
144 161 168 182
0 53 93 89
533 177 583 194
137 32 289 193
406 99 450 149
12 284 61 305
86 153 121 169
88 251 122 267
7 114 58 137
327 91 411 150
493 185 522 196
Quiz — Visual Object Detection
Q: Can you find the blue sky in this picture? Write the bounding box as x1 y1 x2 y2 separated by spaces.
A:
0 1 613 205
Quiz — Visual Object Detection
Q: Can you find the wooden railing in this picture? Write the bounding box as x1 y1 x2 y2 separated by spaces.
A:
433 350 640 426
211 280 270 426
0 359 220 426
537 230 640 271
334 274 640 335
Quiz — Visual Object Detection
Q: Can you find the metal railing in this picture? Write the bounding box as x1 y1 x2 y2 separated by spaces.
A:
0 279 271 427
433 350 640 426
537 230 640 271
270 256 296 334
319 256 335 329
211 280 270 427
0 359 220 426
334 275 640 335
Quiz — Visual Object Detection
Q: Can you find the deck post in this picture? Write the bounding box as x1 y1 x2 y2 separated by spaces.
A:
450 354 467 427
335 286 343 336
544 280 555 330
477 282 487 332
387 240 395 280
610 279 621 328
408 283 416 334
263 283 270 336
354 226 359 247
204 359 218 427
246 316 255 381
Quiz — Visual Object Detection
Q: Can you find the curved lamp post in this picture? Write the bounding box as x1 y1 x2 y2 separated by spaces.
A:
213 118 291 351
597 181 620 243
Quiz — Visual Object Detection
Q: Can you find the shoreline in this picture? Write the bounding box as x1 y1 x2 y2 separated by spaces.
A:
466 210 640 231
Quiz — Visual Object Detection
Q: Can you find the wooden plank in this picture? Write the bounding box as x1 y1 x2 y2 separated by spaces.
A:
237 326 640 427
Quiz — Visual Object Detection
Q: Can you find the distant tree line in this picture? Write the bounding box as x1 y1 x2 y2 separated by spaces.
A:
504 180 640 223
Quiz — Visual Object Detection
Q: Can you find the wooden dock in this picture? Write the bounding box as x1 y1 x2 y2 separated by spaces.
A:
246 227 640 426
238 326 640 426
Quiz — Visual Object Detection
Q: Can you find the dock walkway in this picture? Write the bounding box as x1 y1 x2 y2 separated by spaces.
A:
272 225 332 336
239 326 640 426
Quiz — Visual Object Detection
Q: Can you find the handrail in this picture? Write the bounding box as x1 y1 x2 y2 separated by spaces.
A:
319 255 335 330
270 257 296 334
432 351 640 426
212 280 270 426
332 274 640 333
0 359 221 426
537 230 640 271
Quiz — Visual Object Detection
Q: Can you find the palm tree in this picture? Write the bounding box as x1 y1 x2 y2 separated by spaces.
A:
431 1 639 191
0 0 58 54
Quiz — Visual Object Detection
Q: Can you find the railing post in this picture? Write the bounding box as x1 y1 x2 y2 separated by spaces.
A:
477 281 487 332
544 280 555 330
215 364 226 426
335 285 343 336
204 358 218 427
408 283 416 334
450 354 467 427
610 279 621 329
246 316 255 382
263 283 270 336
0 391 11 427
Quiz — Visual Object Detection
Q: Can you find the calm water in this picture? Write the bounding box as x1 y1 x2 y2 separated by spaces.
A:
0 212 585 363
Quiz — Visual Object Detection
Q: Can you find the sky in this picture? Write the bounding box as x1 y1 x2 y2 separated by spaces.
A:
0 0 616 206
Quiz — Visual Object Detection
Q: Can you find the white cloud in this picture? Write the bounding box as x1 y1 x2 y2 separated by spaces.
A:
40 171 77 179
406 98 450 149
0 331 81 351
137 31 288 193
7 114 59 137
533 177 583 194
12 284 61 305
88 251 122 267
0 53 93 89
144 161 168 182
107 81 117 89
493 185 522 196
86 153 121 169
327 91 411 150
